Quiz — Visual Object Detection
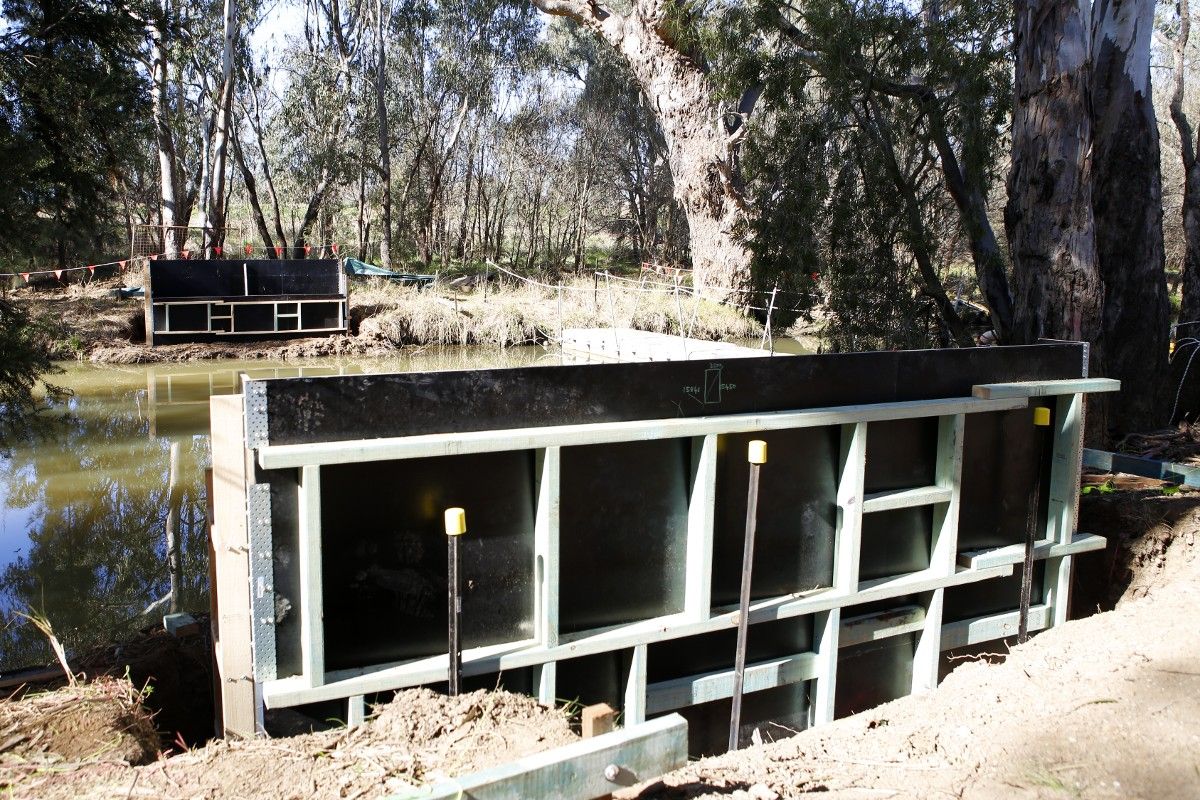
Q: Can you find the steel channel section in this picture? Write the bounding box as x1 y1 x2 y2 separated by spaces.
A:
229 343 1104 746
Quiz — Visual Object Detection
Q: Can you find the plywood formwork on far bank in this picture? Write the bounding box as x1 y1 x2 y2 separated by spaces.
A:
209 343 1117 753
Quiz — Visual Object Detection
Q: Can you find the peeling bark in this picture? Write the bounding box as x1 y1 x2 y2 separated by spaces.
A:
532 0 751 299
1005 0 1102 349
1090 0 1170 434
1171 0 1200 330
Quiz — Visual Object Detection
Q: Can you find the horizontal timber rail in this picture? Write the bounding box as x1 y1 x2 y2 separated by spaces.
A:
256 394 1028 470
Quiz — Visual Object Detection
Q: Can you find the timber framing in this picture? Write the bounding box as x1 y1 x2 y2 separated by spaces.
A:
209 346 1117 744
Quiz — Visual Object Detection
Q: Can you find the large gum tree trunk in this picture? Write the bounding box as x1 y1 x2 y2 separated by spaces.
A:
1090 0 1170 434
1005 0 1102 348
532 0 751 300
149 0 179 256
1172 0 1200 331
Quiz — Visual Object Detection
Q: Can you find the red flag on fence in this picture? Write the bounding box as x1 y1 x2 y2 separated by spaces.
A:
331 243 339 255
88 266 96 275
182 250 191 260
244 244 253 256
214 246 222 256
274 246 283 258
119 260 126 271
304 245 311 256
19 272 29 282
54 270 63 280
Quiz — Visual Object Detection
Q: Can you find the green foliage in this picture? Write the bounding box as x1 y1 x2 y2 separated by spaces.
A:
732 0 1011 348
0 0 150 266
0 298 64 447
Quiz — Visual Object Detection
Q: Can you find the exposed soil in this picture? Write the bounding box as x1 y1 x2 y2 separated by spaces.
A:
623 492 1200 800
0 676 159 785
1 492 1195 798
0 686 576 799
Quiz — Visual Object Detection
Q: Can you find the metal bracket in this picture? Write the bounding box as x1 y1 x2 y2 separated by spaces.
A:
245 380 269 450
247 483 277 682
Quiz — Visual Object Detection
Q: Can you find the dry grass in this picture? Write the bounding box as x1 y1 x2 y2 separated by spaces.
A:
353 275 762 348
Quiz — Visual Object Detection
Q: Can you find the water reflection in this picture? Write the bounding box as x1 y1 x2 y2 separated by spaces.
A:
0 347 552 672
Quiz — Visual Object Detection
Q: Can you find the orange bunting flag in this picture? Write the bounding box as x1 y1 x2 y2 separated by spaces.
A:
304 245 311 256
274 246 283 258
214 245 222 256
54 270 63 280
19 272 29 282
244 244 253 256
88 265 96 275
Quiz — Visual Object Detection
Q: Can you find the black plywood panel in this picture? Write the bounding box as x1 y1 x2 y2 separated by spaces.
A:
150 259 341 298
558 440 690 634
712 429 837 606
317 453 536 671
254 345 1086 446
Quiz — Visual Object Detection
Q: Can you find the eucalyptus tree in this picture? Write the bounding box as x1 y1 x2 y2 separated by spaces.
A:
1089 0 1169 433
531 0 756 299
1005 0 1099 349
1172 0 1200 330
0 0 148 265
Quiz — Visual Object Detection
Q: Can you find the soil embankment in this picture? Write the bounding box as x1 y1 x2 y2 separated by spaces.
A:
2 492 1193 799
626 492 1200 799
6 271 763 364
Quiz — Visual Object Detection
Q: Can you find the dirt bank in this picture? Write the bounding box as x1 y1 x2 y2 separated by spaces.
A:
3 491 1191 799
625 492 1200 800
0 687 576 799
6 270 763 364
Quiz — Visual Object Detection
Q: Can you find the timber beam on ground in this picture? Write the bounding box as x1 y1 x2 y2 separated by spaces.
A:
1082 448 1200 488
409 713 688 800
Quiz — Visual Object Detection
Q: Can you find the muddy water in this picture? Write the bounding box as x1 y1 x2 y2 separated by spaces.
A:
0 347 551 673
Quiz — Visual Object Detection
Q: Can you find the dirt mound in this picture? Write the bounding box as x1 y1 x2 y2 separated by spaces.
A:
628 494 1200 799
369 687 578 778
3 686 576 799
0 677 159 773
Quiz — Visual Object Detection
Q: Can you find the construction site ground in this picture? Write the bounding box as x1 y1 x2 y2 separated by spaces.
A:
0 491 1195 799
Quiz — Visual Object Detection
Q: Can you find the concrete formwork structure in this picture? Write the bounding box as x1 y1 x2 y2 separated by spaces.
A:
210 343 1116 753
146 259 347 346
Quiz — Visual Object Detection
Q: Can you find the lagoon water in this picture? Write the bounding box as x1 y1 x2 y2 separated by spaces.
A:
0 347 551 673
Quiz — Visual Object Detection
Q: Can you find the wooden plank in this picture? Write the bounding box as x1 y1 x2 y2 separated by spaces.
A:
971 378 1120 399
624 644 647 726
861 485 952 514
256 396 1028 470
1048 394 1084 544
414 714 688 800
684 435 717 620
581 703 616 738
838 605 925 648
208 394 257 738
834 422 867 593
931 413 966 575
645 652 818 716
1043 555 1074 627
956 532 1106 570
809 609 839 726
261 563 1015 709
347 695 365 728
298 465 324 688
940 604 1051 650
1082 447 1200 488
534 448 561 648
911 590 943 694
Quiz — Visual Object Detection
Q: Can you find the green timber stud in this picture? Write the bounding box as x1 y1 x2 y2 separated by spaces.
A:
410 713 687 800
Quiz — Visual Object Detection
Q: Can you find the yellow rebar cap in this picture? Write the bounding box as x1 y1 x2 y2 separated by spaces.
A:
1033 407 1051 427
748 440 768 465
444 507 467 536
